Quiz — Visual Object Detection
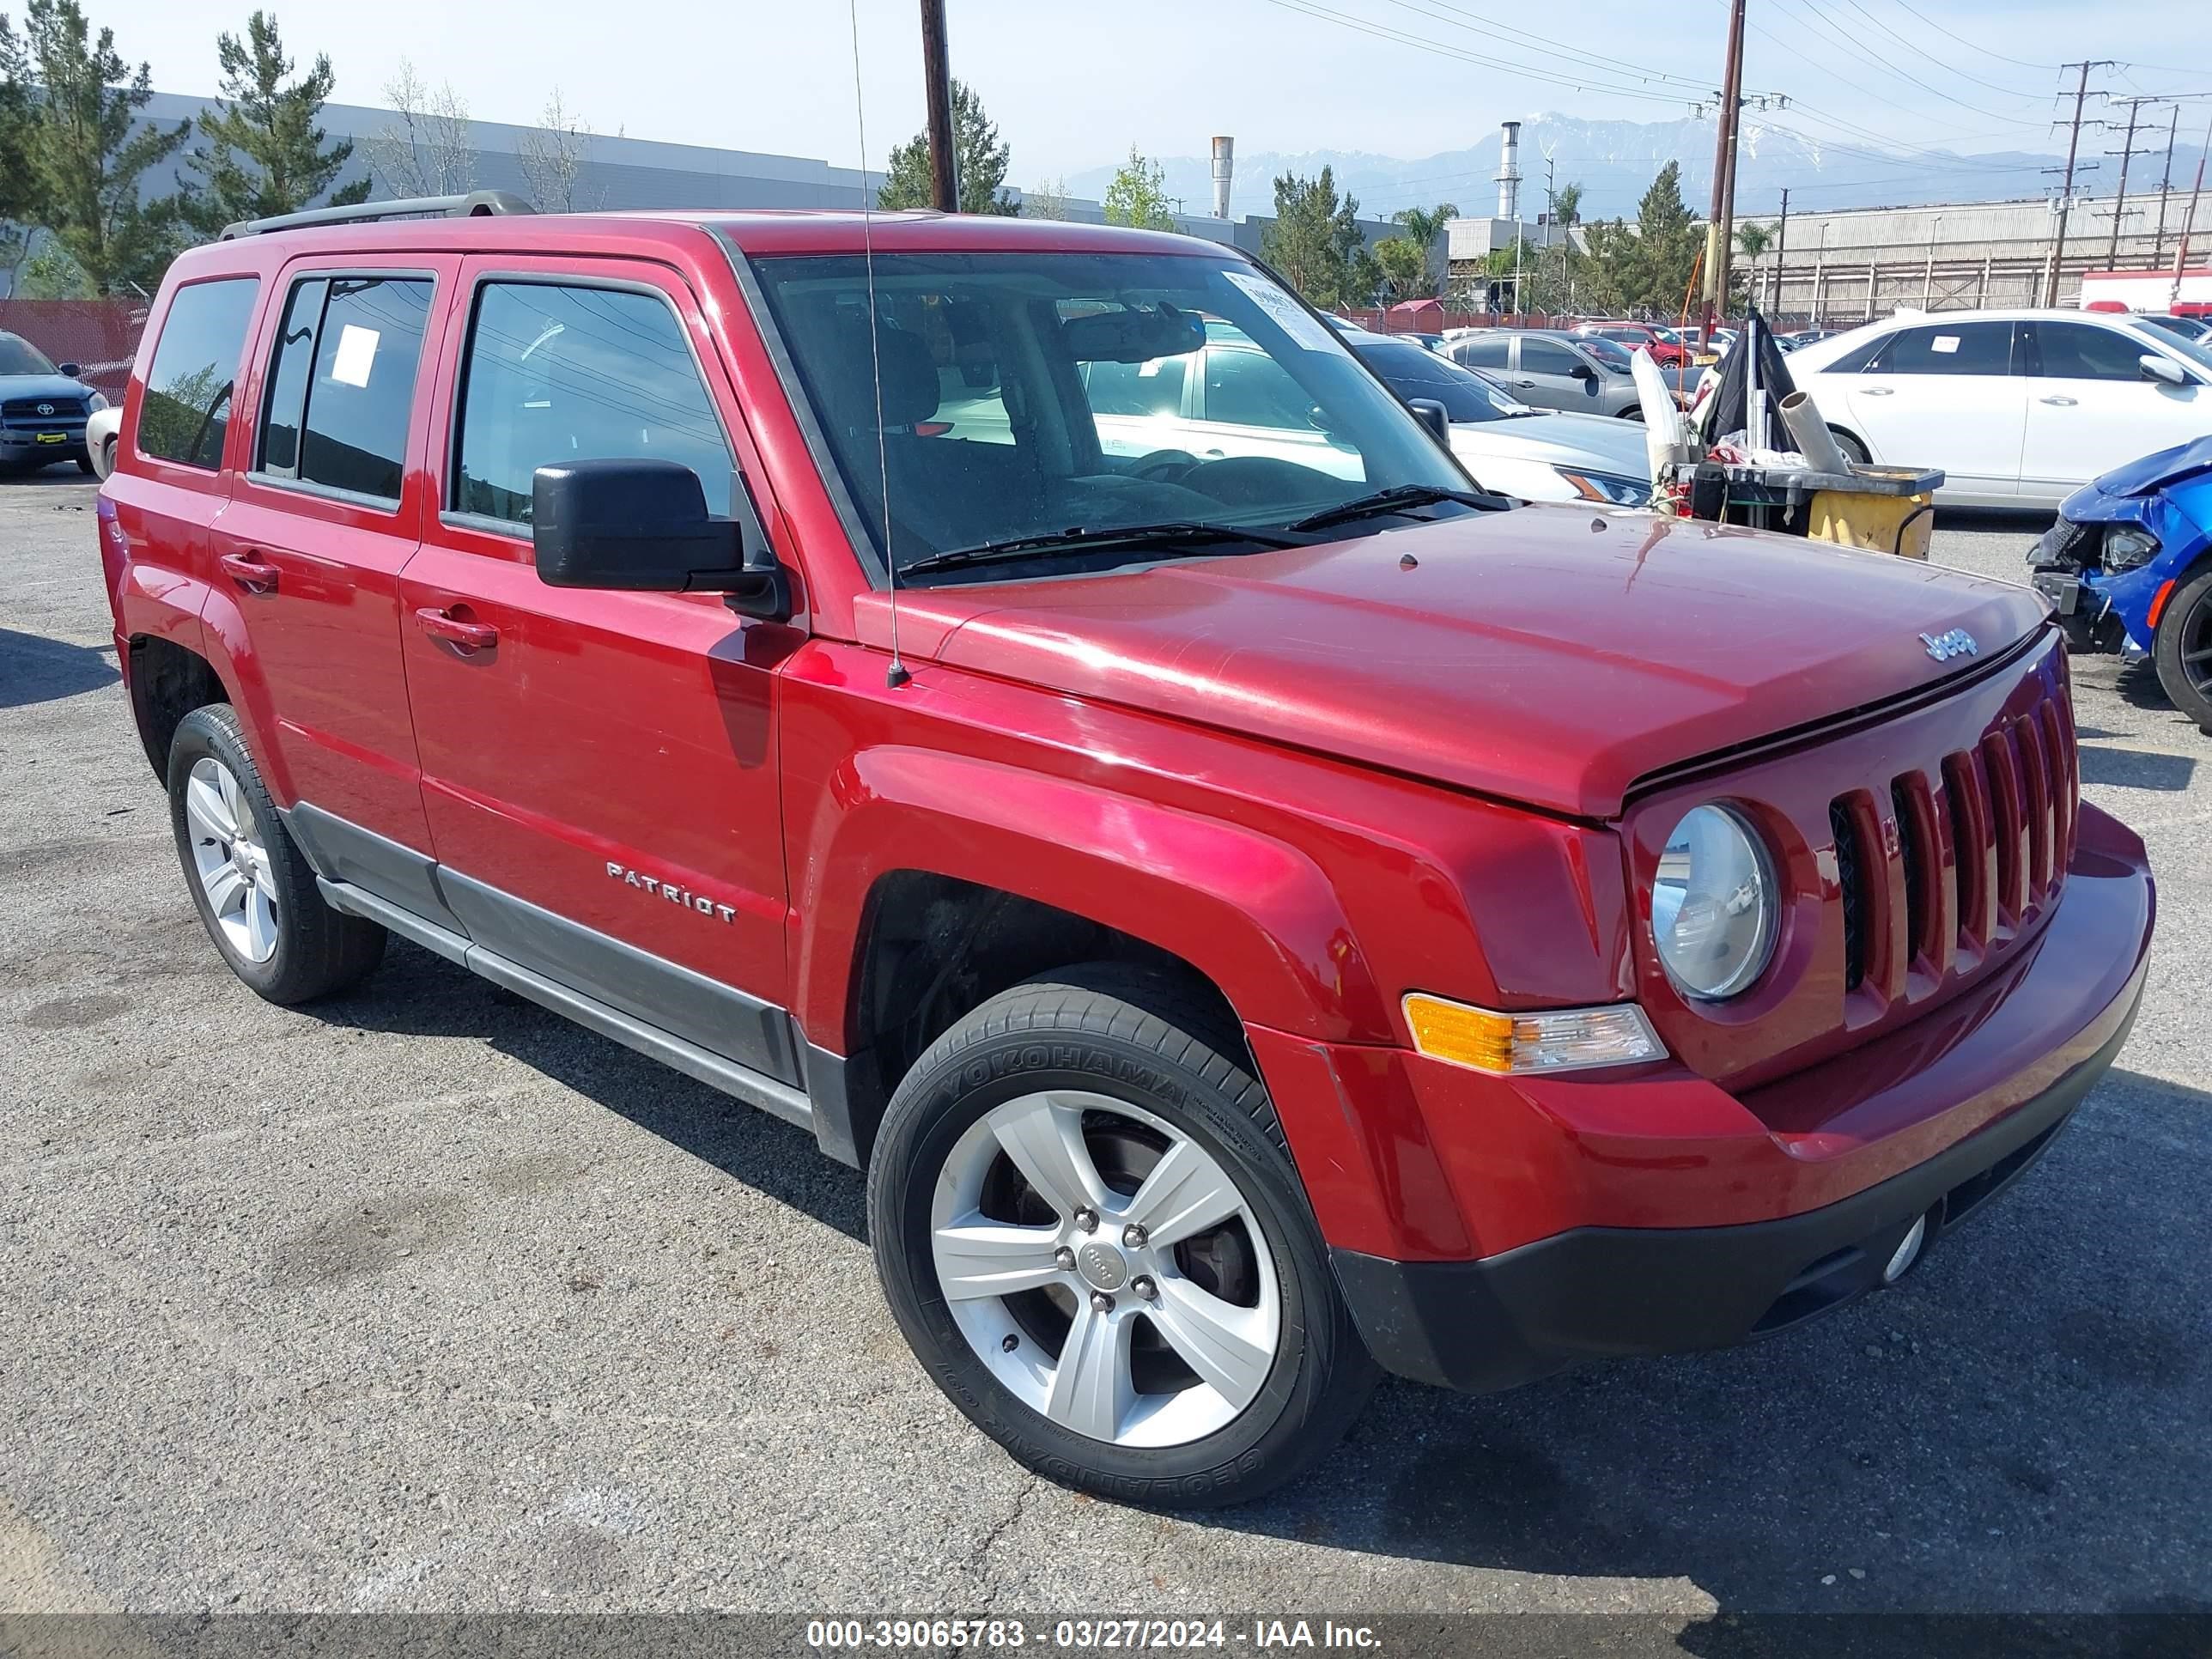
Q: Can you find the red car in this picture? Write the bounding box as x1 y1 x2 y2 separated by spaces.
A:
100 200 2154 1507
1576 319 1690 368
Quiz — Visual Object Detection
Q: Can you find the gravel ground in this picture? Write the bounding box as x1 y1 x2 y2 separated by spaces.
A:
3 472 2206 1629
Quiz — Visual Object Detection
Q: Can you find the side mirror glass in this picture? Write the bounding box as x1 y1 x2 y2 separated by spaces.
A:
58 362 82 379
1406 397 1452 446
2141 353 2187 387
532 459 791 622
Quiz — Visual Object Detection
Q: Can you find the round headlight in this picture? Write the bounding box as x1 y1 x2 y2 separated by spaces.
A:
1652 805 1777 1000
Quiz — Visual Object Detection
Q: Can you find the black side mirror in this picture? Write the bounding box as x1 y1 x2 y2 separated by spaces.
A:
58 362 82 379
532 459 791 623
1570 362 1596 382
1406 398 1452 446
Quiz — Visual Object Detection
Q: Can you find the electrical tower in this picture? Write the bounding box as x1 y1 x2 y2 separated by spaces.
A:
2044 61 2113 306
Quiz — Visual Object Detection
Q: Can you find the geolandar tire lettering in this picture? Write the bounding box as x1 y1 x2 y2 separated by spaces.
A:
866 963 1377 1508
166 703 386 1006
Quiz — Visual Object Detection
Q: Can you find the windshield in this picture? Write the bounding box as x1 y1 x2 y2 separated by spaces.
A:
749 250 1474 579
2141 325 2212 376
1351 338 1528 422
0 335 61 376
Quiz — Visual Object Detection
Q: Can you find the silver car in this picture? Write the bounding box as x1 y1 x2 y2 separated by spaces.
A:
1445 329 1644 419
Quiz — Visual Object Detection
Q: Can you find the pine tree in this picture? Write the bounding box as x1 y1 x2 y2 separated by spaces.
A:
9 0 189 294
1258 168 1378 309
180 12 368 236
877 80 1017 215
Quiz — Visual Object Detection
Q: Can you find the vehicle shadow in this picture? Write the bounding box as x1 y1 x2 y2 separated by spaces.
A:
302 937 866 1243
0 628 120 708
302 941 2211 1632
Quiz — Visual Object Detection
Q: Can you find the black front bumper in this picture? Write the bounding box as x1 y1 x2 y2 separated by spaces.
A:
1332 990 2140 1395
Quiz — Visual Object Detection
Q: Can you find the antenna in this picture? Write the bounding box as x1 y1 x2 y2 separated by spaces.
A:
848 0 908 689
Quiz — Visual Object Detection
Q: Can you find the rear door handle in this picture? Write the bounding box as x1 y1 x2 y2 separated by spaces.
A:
2039 395 2078 406
413 606 500 651
217 551 279 592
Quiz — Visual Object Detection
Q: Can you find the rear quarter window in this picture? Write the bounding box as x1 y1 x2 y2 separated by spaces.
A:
137 277 261 469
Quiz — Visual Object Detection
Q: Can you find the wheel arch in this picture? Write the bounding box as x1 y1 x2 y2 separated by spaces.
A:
125 633 232 782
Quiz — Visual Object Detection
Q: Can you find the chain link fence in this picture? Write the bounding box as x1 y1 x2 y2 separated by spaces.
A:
0 298 149 403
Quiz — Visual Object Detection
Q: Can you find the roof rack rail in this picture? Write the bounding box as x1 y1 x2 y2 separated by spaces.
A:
219 189 538 241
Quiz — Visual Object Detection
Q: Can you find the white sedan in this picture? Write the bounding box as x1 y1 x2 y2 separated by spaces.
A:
1786 307 2212 507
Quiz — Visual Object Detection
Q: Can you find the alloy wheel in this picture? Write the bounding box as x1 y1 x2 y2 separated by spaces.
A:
2180 587 2212 701
184 756 279 963
929 1091 1282 1449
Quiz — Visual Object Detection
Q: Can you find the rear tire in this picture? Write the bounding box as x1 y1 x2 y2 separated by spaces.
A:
2151 562 2212 734
867 964 1377 1507
167 703 386 1004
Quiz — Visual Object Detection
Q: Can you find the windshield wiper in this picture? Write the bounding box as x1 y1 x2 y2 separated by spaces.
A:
1285 483 1503 533
901 520 1311 578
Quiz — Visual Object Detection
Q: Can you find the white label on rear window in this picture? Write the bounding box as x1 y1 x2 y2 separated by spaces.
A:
1930 335 1960 354
1224 270 1339 352
331 324 380 387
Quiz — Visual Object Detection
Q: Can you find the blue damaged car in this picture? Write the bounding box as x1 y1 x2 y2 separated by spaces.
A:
2029 434 2212 734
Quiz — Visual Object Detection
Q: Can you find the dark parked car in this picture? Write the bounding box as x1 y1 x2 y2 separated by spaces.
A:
0 330 107 475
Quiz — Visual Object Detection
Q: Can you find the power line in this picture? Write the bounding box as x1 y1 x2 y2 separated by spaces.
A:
1826 0 2059 100
1768 0 2063 128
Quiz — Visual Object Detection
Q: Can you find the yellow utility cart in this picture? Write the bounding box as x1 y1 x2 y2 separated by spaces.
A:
1669 461 1943 559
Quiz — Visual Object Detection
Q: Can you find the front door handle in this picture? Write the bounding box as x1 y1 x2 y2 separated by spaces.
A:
414 606 499 651
1860 386 1895 397
217 551 279 592
2039 395 2079 406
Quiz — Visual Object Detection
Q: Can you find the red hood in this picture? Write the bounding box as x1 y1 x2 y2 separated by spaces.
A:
855 506 2051 819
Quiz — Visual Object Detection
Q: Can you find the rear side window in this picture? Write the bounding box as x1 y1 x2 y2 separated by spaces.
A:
2033 322 2156 381
1084 355 1188 417
1452 335 1510 368
137 278 260 469
256 274 434 501
1871 322 2014 376
454 282 733 526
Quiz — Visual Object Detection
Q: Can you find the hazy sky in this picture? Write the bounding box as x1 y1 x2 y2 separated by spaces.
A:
67 0 2212 186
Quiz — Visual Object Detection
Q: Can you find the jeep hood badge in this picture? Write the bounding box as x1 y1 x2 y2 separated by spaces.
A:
1921 628 1978 663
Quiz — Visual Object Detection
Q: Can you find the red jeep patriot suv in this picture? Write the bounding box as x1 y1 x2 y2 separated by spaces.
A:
99 197 2154 1506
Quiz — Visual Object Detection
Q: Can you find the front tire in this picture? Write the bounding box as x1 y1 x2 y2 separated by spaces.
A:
867 966 1377 1507
2152 562 2212 734
1831 428 1870 466
167 703 386 1004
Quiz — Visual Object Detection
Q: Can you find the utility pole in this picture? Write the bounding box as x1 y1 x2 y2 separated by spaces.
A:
2044 61 2112 307
1774 187 1790 319
2154 104 2180 267
2174 107 2212 312
918 0 958 211
2105 95 2164 267
1701 0 1747 340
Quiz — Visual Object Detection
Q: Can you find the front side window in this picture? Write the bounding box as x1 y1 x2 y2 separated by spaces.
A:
1873 322 2014 377
137 277 260 469
750 249 1470 580
1520 339 1584 376
455 282 733 526
2033 322 2166 381
1353 340 1520 422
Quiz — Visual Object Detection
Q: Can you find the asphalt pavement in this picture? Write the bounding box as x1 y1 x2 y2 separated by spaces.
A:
3 472 2206 1632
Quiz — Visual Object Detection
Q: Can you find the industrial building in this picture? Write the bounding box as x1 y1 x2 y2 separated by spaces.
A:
1742 191 2204 323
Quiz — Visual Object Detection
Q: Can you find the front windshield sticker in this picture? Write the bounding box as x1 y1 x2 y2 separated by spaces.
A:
1224 271 1339 354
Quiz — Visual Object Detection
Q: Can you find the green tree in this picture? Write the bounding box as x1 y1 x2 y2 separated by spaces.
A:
1101 145 1174 231
1259 167 1378 309
179 11 367 237
0 14 37 228
877 79 1016 215
1582 161 1703 317
6 0 189 294
17 233 90 295
1386 201 1456 297
1371 235 1428 299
